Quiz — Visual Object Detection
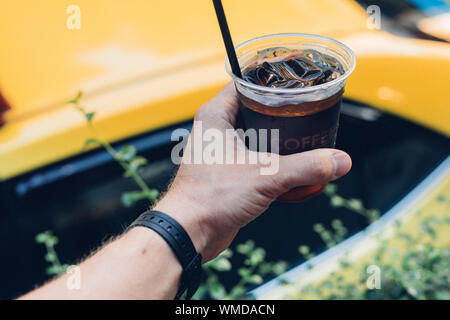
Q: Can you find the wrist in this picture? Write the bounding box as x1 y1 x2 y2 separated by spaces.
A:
120 227 183 299
152 195 208 260
124 227 181 269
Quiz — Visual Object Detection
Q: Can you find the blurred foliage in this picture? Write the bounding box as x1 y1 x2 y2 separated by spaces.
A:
35 230 69 276
324 184 380 223
69 91 159 207
287 194 450 300
193 241 288 300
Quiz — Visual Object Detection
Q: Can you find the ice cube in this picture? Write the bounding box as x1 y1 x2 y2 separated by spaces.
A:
302 49 328 69
283 60 306 78
322 54 345 74
260 62 281 86
257 47 293 60
242 48 345 88
270 79 304 89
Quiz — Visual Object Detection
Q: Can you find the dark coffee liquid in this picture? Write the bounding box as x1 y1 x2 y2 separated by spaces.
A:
237 47 345 202
238 91 343 202
238 90 342 155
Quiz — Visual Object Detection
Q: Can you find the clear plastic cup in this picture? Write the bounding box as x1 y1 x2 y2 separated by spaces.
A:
226 33 356 202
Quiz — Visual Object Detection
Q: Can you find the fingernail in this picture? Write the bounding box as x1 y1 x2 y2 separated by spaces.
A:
332 152 352 177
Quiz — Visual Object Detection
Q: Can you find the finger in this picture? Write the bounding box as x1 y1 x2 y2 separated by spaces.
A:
275 149 352 189
195 82 239 128
214 82 238 108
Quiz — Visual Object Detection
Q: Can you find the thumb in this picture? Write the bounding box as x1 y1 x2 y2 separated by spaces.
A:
275 149 352 190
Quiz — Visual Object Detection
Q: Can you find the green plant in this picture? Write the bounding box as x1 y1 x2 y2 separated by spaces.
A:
298 245 315 261
35 231 69 276
69 91 159 207
193 240 288 300
324 184 380 223
312 219 348 249
293 202 450 300
35 91 160 275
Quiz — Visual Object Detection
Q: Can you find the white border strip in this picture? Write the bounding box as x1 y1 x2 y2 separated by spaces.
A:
251 155 450 299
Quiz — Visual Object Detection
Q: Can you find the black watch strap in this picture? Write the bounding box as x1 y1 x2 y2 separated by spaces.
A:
128 210 202 300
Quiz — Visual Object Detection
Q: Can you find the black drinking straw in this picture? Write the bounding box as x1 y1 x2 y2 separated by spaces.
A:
212 0 243 79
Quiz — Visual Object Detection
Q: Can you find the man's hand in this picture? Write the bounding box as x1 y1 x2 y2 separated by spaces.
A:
154 83 352 261
21 83 352 300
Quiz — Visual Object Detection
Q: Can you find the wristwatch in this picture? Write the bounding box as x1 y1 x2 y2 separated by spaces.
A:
128 210 203 299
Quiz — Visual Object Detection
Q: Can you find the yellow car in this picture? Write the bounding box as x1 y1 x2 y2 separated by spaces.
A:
0 0 449 299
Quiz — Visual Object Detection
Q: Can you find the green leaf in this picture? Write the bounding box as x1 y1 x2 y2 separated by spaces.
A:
219 249 233 258
238 268 251 278
324 183 337 195
236 240 255 255
248 275 263 284
209 282 226 300
192 285 206 300
331 219 343 229
228 286 246 299
67 91 83 104
208 257 231 272
347 198 363 211
46 236 59 247
367 209 380 222
61 264 70 273
330 195 344 207
83 138 99 149
298 245 310 255
313 224 324 233
258 263 273 275
406 285 419 298
272 261 288 275
85 112 96 123
144 189 159 202
128 156 147 173
116 145 137 162
46 265 63 276
121 191 147 207
45 252 57 263
249 248 265 265
35 233 49 243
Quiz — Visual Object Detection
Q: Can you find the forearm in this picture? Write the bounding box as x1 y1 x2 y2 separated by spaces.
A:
20 227 182 300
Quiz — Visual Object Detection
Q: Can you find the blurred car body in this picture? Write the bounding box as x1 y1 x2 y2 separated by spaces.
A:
0 0 449 180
